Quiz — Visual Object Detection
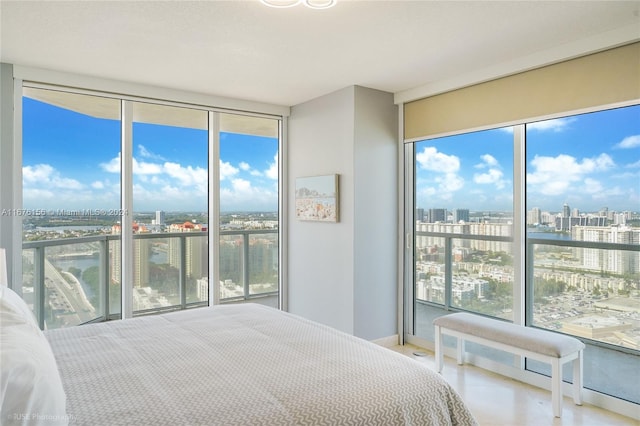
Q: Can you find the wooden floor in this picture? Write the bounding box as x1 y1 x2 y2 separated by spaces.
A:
388 344 637 426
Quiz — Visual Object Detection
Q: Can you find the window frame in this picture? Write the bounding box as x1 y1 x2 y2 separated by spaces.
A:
10 77 286 325
403 101 640 408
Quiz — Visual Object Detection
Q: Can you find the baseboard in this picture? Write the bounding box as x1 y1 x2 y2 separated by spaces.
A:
371 334 400 348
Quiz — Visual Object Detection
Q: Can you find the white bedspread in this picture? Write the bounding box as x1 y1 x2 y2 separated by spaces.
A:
45 304 476 425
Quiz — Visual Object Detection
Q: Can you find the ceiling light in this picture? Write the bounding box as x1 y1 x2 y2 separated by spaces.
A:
261 0 300 7
261 0 336 9
304 0 336 9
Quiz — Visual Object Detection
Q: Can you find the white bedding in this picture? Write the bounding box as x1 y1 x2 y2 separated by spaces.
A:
45 304 476 425
1 287 67 426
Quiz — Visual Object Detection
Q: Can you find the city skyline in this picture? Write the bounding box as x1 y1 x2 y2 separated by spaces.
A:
22 96 279 213
415 104 639 213
416 203 638 217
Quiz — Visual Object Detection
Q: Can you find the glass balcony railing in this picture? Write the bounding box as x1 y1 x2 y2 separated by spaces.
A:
415 230 639 350
21 230 278 330
526 237 639 350
414 231 514 320
414 231 639 403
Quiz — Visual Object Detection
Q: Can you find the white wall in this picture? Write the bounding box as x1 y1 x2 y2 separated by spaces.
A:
353 86 398 340
288 85 397 340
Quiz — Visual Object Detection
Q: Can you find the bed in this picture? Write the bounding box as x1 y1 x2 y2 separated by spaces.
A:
1 286 476 425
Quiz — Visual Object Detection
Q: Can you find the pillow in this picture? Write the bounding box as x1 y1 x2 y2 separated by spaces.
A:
0 286 39 328
0 287 68 426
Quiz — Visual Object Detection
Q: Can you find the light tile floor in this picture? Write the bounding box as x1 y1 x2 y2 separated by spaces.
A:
388 344 638 426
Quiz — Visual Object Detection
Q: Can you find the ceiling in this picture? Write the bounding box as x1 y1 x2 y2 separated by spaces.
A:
1 1 639 107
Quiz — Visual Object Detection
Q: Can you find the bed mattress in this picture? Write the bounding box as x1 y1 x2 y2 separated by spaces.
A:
45 304 476 425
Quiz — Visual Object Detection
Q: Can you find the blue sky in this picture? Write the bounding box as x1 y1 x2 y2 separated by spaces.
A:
22 97 279 213
415 104 640 213
21 98 640 215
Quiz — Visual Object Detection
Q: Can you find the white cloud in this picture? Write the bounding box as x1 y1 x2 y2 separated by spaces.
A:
23 164 84 190
473 154 507 189
476 154 498 168
100 155 120 173
101 154 170 175
23 166 120 210
23 188 56 201
416 147 460 173
134 158 163 175
436 173 464 192
220 178 278 211
527 153 615 196
418 186 437 198
626 159 640 169
232 178 251 193
474 168 505 188
163 162 208 194
615 135 640 149
265 153 278 180
582 178 603 194
527 117 576 132
23 164 55 182
138 145 166 161
416 148 464 201
239 162 251 171
220 160 239 181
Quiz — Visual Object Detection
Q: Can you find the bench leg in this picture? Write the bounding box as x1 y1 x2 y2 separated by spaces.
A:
457 338 465 365
435 325 443 373
551 359 562 418
573 351 583 406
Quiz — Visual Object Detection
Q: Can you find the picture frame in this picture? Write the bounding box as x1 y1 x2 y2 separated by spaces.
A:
295 174 339 222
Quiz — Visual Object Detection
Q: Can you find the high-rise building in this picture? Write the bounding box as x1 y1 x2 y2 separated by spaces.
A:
109 223 150 287
416 208 425 223
527 207 541 225
540 211 555 225
167 221 207 279
196 277 209 302
428 208 446 223
155 210 166 226
573 225 640 274
555 215 570 231
454 209 470 223
562 203 571 218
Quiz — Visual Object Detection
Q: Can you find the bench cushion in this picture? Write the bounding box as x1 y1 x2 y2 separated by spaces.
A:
434 312 585 358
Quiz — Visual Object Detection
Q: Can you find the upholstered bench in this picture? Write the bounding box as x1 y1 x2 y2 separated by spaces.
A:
433 312 585 418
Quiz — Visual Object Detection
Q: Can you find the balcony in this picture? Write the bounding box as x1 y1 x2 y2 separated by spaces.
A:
21 230 279 330
413 230 640 404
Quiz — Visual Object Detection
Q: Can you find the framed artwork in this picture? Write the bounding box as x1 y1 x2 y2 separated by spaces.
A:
295 174 339 222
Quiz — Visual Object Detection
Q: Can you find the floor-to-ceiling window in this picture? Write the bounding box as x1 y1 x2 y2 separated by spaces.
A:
406 103 639 404
130 102 209 313
21 87 121 329
218 113 279 307
412 126 516 364
524 106 639 403
20 84 281 327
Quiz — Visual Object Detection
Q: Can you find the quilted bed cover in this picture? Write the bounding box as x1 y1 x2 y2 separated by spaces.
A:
45 304 476 425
